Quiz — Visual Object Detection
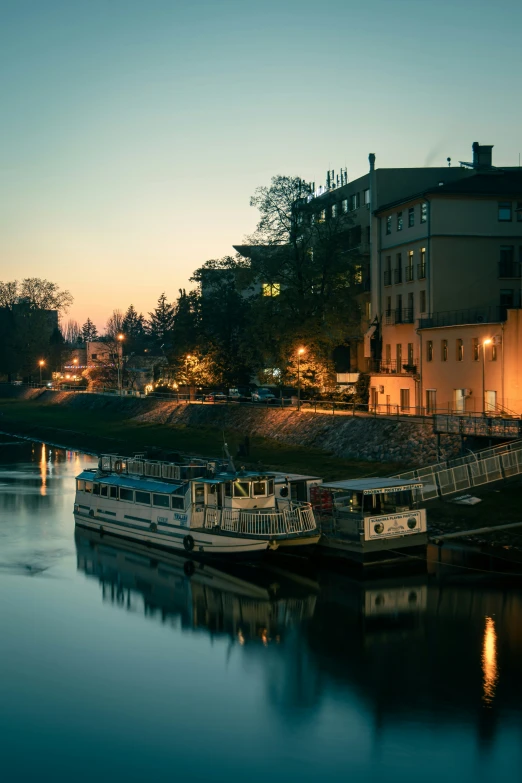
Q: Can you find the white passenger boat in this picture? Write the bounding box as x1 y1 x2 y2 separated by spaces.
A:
311 478 427 564
74 454 320 560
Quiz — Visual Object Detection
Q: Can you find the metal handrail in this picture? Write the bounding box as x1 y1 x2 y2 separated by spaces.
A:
204 502 316 537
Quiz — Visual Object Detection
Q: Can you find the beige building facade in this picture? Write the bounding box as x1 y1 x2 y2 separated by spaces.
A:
369 151 522 415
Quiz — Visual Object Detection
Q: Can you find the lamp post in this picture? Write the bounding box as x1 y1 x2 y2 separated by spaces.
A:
117 334 124 393
482 338 492 414
297 347 305 410
38 360 45 385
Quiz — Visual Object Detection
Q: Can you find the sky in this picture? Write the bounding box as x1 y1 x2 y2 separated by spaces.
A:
1 0 521 330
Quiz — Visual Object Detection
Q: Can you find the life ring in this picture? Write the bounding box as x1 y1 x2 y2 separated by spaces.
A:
114 460 123 474
183 560 195 577
183 534 195 552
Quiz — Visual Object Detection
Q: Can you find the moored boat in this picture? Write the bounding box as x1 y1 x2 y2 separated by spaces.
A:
74 453 320 561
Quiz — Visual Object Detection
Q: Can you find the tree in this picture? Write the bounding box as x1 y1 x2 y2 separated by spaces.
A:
81 318 98 342
122 304 146 341
105 309 124 339
63 319 81 345
18 278 73 312
148 293 175 345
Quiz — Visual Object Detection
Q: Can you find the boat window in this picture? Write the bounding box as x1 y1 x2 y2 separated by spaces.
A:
225 482 232 498
100 485 108 497
233 481 250 498
135 491 151 505
279 485 289 497
267 479 274 495
85 481 93 494
93 483 100 495
194 484 205 503
172 496 184 510
119 488 133 501
76 479 85 491
110 486 118 499
153 493 169 508
252 481 266 497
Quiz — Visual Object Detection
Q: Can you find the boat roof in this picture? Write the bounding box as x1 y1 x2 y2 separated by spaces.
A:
271 472 321 482
198 471 276 484
76 470 185 494
321 478 423 493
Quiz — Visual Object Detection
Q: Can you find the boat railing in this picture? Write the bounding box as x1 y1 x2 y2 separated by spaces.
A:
203 503 317 537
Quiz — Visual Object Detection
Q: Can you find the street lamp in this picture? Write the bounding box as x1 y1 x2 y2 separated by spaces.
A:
117 334 124 393
297 347 305 410
482 338 492 414
38 360 45 385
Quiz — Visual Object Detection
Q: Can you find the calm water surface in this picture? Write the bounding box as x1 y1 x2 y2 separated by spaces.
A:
1 442 521 782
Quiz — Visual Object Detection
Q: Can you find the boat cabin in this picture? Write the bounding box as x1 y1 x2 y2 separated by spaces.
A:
312 478 426 542
272 472 322 504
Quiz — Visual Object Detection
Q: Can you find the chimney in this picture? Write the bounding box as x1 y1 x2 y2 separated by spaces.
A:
472 141 493 169
369 153 376 171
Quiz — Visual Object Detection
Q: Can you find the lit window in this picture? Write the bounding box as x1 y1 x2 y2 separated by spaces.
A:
397 212 403 231
386 216 392 235
332 203 338 218
319 209 326 222
420 203 428 223
408 207 414 227
354 265 362 284
341 199 348 213
364 189 370 205
498 202 512 222
262 283 280 297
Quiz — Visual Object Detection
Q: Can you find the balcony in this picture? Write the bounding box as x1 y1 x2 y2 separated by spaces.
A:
417 262 427 279
384 308 414 325
405 265 414 282
419 305 520 328
498 261 521 278
370 359 418 375
393 268 402 284
384 270 392 286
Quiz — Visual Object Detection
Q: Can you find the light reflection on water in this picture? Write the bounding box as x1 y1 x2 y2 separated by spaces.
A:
0 441 522 783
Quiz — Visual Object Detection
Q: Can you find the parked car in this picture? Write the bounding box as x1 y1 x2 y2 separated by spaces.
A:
205 392 227 403
251 387 276 403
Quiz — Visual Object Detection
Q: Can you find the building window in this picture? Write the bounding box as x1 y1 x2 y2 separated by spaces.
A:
349 193 360 211
354 264 362 284
396 343 402 370
366 226 370 245
500 289 514 309
472 337 479 361
420 202 428 223
385 344 391 364
341 199 348 213
91 353 97 359
331 203 338 218
499 245 515 277
406 250 414 281
498 202 512 222
394 253 402 284
456 339 464 361
517 202 522 222
319 209 326 222
397 211 403 231
364 189 370 205
418 247 426 279
408 207 415 227
386 296 392 316
420 290 426 313
262 283 280 297
441 339 448 361
426 340 433 362
386 215 392 235
407 343 414 366
426 389 437 415
407 291 414 318
400 388 410 412
492 344 497 361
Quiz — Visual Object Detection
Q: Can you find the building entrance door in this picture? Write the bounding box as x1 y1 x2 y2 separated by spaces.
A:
454 389 465 413
426 389 437 415
485 390 497 414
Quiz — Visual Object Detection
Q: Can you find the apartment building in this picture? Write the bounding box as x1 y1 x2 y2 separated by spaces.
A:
369 145 522 414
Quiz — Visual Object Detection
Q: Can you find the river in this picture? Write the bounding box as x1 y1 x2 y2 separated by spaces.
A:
1 441 521 782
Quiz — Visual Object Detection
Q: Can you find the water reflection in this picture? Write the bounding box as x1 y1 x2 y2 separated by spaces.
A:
482 616 498 707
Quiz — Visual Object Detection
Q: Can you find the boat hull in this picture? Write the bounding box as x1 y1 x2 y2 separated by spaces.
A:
74 513 269 561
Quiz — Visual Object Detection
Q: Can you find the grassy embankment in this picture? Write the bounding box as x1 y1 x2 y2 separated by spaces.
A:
0 396 401 481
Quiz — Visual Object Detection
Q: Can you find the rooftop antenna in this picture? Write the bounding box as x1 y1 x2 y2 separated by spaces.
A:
447 157 451 167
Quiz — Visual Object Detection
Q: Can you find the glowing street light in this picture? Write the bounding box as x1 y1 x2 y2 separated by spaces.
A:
116 334 125 393
38 359 45 385
482 338 492 414
297 347 306 411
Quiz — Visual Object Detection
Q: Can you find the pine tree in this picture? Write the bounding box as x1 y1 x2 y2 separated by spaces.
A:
122 304 146 340
81 318 98 342
148 293 175 345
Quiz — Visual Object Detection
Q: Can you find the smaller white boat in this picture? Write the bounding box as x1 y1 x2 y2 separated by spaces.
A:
312 477 427 564
74 453 319 561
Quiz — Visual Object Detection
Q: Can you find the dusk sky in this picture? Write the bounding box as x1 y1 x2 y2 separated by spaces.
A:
1 0 521 330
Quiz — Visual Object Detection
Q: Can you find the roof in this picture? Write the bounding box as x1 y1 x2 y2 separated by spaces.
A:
271 471 321 482
76 471 185 494
375 170 522 214
321 478 423 493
